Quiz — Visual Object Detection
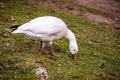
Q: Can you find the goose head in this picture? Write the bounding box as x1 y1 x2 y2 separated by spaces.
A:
69 41 78 64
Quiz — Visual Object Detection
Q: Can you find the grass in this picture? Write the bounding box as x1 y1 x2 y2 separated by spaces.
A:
0 0 120 80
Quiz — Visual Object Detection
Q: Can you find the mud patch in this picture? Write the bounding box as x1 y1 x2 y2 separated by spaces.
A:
81 12 115 24
74 0 120 23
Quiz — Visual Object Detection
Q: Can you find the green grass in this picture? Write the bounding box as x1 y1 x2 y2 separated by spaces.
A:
0 0 120 80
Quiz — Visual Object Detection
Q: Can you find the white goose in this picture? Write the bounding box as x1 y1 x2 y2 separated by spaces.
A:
11 16 78 63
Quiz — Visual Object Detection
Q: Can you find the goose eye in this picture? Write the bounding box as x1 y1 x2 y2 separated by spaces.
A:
73 49 75 51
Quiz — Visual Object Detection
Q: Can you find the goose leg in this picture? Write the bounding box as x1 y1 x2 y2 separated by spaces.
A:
39 41 48 54
49 42 60 57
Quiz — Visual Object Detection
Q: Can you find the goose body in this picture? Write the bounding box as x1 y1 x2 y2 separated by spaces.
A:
11 16 78 63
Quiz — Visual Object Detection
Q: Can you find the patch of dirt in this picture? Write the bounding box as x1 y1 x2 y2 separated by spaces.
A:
74 0 120 23
44 0 119 24
61 6 115 24
81 12 115 24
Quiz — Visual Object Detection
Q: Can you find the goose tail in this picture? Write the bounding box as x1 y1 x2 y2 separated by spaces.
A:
12 30 21 34
10 25 21 33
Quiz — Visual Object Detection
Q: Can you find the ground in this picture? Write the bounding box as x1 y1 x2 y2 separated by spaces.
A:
0 0 120 80
39 0 120 25
75 0 120 24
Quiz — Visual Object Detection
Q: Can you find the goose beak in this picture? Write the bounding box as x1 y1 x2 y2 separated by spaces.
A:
72 54 76 64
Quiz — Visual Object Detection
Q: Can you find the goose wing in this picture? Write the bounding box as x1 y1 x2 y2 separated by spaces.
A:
15 16 67 35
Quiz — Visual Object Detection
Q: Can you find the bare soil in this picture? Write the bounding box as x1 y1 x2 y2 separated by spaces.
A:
42 0 120 24
74 0 120 24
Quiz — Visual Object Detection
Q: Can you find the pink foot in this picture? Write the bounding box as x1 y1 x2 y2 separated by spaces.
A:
39 48 48 54
50 52 61 57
